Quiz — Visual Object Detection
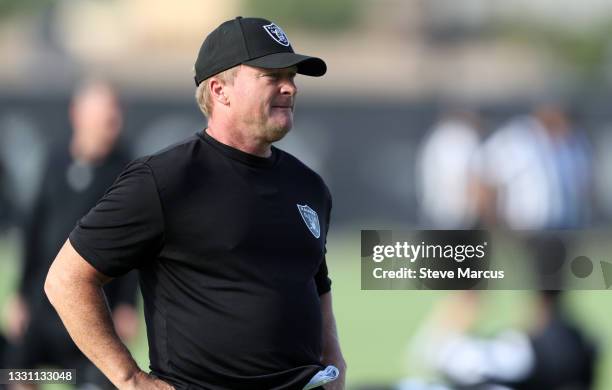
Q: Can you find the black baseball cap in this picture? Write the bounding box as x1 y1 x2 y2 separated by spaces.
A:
194 16 327 86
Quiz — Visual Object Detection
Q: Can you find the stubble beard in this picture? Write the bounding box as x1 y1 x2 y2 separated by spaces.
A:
263 125 291 143
259 111 293 143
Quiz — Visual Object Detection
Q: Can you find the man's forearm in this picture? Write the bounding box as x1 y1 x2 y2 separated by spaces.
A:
45 244 141 389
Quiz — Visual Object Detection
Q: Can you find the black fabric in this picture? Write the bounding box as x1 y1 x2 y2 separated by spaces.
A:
18 142 137 310
6 314 104 385
194 16 326 85
512 315 597 390
244 52 327 77
464 313 598 390
70 131 333 389
0 332 6 368
4 141 134 390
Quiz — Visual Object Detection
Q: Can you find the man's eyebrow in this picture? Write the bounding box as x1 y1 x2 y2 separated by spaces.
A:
258 69 297 77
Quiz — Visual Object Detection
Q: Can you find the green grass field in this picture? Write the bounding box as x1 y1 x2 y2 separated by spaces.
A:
1 231 611 389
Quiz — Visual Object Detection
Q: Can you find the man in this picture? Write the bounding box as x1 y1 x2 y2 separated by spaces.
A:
4 80 139 389
477 103 592 230
416 111 484 229
6 81 138 387
45 17 346 390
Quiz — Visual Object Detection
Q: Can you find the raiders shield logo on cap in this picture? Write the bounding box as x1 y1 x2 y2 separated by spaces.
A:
263 23 290 47
297 204 321 238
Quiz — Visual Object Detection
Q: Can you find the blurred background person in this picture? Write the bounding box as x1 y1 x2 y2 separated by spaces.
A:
414 111 489 291
476 101 594 292
407 103 598 389
0 159 7 378
2 79 139 389
477 103 593 230
416 110 485 230
476 102 594 290
0 160 10 231
407 290 598 389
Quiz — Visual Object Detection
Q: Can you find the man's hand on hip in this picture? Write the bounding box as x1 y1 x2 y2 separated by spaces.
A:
124 371 175 390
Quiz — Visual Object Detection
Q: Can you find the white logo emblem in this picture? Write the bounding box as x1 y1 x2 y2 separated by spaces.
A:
297 204 321 238
263 23 290 47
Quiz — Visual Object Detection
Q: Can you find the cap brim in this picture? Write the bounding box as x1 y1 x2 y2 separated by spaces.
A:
244 52 327 77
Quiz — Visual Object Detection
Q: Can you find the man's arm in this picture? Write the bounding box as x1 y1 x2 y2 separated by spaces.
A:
320 291 346 390
45 240 172 390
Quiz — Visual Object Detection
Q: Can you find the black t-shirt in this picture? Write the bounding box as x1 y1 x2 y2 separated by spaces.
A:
70 131 333 390
20 142 136 314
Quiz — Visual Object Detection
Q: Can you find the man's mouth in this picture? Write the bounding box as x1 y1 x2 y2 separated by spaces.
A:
272 106 293 112
272 100 293 110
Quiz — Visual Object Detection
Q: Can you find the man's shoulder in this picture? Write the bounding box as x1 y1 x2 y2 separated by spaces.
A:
131 133 205 172
146 133 202 162
276 147 330 193
118 133 211 190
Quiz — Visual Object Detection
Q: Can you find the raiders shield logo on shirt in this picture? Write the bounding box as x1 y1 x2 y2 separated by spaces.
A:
297 204 321 238
263 23 290 47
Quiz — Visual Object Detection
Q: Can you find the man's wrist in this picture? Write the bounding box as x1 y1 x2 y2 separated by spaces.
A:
117 367 146 390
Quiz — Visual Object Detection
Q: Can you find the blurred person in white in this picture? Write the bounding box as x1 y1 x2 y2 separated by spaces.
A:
405 104 598 390
416 111 484 229
477 103 592 230
3 79 139 390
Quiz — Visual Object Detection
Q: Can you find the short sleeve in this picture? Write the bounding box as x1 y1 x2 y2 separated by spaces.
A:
315 185 333 295
69 160 164 277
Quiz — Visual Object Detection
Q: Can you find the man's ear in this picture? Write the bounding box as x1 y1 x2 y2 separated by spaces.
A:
209 78 229 105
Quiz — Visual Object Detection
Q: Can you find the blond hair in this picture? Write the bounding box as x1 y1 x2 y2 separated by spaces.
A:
195 66 239 118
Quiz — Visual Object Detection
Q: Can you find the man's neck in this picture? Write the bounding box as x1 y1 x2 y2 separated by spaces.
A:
70 139 106 164
205 124 272 158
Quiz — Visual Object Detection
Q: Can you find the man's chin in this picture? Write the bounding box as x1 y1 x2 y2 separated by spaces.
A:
265 125 291 142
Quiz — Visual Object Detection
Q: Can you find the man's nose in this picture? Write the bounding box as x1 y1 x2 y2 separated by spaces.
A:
280 78 297 96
